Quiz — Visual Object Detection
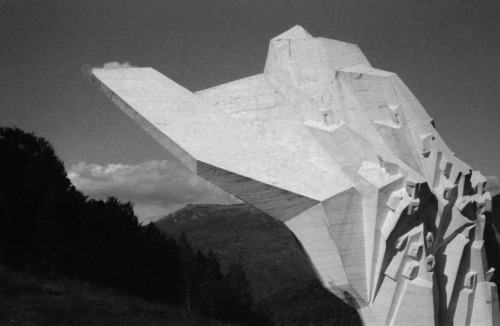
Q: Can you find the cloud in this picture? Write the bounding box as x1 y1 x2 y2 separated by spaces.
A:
102 61 136 69
68 160 240 222
485 175 500 196
80 61 136 80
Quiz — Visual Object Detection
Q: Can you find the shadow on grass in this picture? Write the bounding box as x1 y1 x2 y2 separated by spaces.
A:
0 264 233 326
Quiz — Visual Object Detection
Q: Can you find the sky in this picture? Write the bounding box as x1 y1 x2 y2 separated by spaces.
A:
1 0 499 222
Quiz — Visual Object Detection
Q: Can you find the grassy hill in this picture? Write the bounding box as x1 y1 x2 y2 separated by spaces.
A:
0 264 232 326
156 204 361 326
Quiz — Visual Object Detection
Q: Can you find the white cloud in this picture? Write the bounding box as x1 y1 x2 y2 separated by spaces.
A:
485 175 500 196
68 160 240 223
102 61 136 69
80 62 136 79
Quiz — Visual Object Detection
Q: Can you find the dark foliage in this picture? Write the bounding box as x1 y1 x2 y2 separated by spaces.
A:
484 194 500 300
0 126 85 273
0 126 266 325
177 233 270 325
156 203 362 325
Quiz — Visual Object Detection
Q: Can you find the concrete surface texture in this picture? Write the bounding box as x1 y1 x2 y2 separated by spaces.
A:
91 26 499 326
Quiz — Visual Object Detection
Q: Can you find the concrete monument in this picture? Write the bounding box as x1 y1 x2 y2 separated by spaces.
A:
91 26 499 325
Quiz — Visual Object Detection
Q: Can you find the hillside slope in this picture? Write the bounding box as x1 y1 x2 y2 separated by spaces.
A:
157 204 312 298
0 126 264 325
0 264 231 326
156 204 361 326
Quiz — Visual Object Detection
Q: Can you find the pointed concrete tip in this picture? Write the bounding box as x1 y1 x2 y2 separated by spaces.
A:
272 25 313 41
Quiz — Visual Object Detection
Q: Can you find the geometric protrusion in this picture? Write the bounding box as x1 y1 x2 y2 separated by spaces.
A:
426 233 434 249
440 155 453 178
484 191 493 212
408 198 420 215
420 133 433 158
471 171 487 195
388 191 403 211
405 177 418 198
476 196 486 216
389 105 401 124
464 271 477 289
320 109 334 126
402 261 420 280
443 182 454 200
486 268 495 282
396 235 408 250
457 196 472 213
408 242 423 259
426 255 435 271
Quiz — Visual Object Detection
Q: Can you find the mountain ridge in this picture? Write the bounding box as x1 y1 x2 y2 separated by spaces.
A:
156 203 361 325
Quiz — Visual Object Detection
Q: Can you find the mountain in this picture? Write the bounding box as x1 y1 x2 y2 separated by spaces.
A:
156 204 361 326
157 204 312 298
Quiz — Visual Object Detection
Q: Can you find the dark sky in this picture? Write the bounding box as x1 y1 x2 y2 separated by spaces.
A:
1 0 499 218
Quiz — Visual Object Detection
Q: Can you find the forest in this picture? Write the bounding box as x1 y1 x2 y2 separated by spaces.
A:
0 126 269 325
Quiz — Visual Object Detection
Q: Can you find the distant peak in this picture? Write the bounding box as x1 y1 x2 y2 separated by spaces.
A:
272 25 312 41
169 203 251 215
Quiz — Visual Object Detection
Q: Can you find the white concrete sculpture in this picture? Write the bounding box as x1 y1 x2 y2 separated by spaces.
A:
91 26 499 325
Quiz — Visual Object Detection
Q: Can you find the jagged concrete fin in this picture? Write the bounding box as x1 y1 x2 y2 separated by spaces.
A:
271 25 312 40
92 27 499 326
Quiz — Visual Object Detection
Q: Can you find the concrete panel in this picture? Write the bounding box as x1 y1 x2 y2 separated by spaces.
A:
92 26 497 325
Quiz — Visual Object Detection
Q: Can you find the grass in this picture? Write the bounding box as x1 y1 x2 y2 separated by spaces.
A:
0 264 233 326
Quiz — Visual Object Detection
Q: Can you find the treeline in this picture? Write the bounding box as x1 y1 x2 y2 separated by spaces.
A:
0 126 269 325
157 203 363 325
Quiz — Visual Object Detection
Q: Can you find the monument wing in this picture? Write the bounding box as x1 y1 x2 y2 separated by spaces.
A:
91 26 499 326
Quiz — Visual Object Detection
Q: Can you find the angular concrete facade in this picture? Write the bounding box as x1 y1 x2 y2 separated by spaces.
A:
91 26 499 325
